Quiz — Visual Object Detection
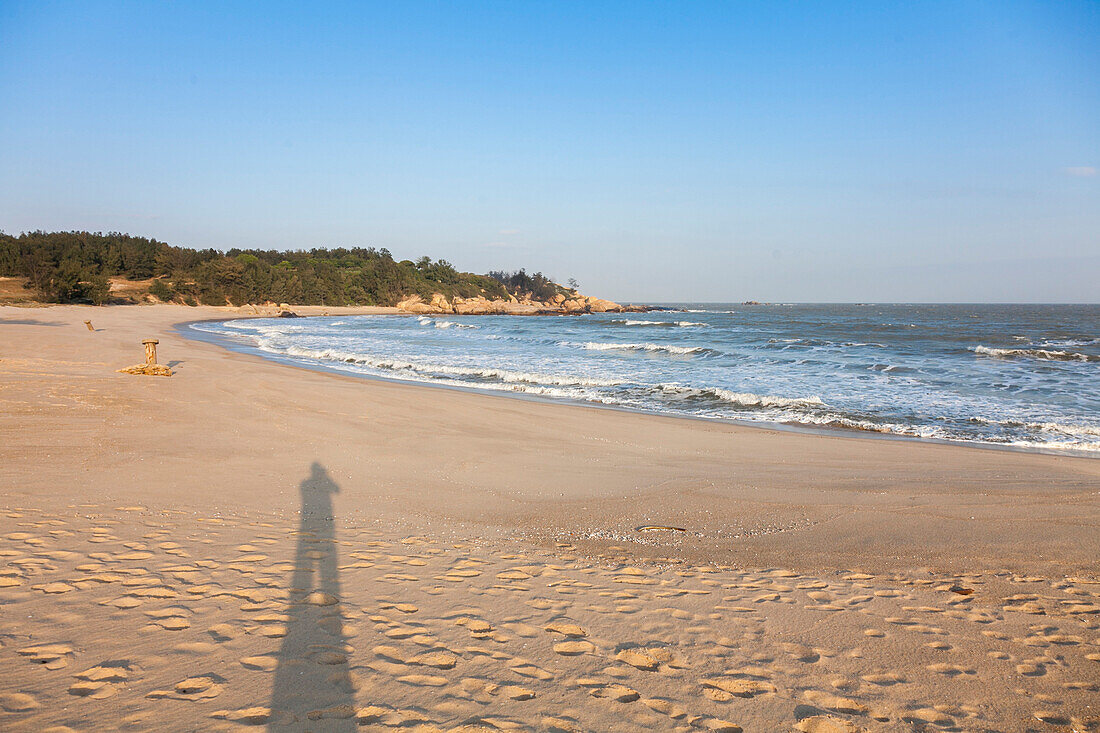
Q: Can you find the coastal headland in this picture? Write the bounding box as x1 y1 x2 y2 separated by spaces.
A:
1 304 1098 732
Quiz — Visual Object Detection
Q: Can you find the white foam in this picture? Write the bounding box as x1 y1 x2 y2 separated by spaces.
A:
658 384 825 409
567 341 711 355
973 345 1096 362
417 316 477 329
710 388 825 409
1025 421 1100 437
1038 337 1099 348
270 343 624 387
613 319 707 327
193 315 1100 456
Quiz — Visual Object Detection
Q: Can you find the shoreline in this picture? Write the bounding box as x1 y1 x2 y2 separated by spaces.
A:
180 309 1100 460
3 303 1100 732
3 303 1098 576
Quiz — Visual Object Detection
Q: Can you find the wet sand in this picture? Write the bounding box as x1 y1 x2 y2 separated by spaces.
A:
1 305 1098 732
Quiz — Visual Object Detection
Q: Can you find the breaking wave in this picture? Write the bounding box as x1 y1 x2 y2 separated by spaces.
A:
189 306 1100 456
272 343 623 388
565 341 718 356
973 345 1097 362
611 319 707 328
418 316 477 329
658 384 825 409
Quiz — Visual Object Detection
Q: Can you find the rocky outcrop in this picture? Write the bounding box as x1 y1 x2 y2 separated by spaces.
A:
397 291 644 316
393 292 440 312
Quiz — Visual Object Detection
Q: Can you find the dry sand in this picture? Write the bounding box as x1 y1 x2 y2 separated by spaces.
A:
1 304 1098 732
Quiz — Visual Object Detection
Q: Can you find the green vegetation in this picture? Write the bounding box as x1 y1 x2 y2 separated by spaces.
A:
487 269 561 302
0 230 570 306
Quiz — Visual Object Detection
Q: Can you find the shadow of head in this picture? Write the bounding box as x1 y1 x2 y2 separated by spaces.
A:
301 462 339 496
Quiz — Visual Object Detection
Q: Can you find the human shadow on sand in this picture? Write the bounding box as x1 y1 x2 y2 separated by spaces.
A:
269 463 355 731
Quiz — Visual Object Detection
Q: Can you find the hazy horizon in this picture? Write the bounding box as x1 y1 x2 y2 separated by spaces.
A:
2 2 1097 303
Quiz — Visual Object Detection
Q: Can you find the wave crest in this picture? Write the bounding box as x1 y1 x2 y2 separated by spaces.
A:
418 317 477 329
659 384 825 409
611 319 707 328
566 341 717 356
973 345 1097 362
275 344 623 387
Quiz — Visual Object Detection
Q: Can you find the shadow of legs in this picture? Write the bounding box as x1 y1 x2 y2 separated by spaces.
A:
269 463 355 730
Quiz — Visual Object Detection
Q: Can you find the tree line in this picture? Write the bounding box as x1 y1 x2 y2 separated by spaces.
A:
0 231 572 306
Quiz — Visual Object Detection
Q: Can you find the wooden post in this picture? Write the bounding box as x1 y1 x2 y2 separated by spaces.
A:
118 338 171 377
84 320 94 331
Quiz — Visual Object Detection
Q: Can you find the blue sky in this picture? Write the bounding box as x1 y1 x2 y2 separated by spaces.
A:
1 1 1097 302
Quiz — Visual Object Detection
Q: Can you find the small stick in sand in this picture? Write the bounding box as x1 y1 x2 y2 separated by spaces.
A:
143 339 158 365
84 320 94 331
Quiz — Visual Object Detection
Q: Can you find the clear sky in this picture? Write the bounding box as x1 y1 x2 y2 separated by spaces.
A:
1 1 1097 302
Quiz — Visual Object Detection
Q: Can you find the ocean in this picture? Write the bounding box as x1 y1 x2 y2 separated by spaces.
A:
187 304 1100 455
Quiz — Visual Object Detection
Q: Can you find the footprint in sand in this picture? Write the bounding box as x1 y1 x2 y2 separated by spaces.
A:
379 601 419 614
900 707 955 727
240 655 279 671
590 683 640 702
860 672 906 686
510 662 554 681
408 651 459 669
68 679 118 700
18 643 75 670
640 697 687 719
802 690 869 715
145 606 192 630
68 661 133 700
396 674 448 687
32 582 75 594
554 640 595 656
615 649 659 671
781 642 821 663
503 685 536 700
703 676 778 701
209 706 280 725
545 621 587 637
795 716 865 733
1016 661 1046 676
926 662 975 677
147 673 226 701
0 692 39 712
503 622 541 638
207 623 238 642
74 662 130 683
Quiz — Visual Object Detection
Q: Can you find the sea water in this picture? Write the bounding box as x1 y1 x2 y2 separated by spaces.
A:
188 304 1100 455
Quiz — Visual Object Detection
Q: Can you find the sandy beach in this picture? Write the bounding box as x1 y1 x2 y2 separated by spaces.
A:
1 304 1098 732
